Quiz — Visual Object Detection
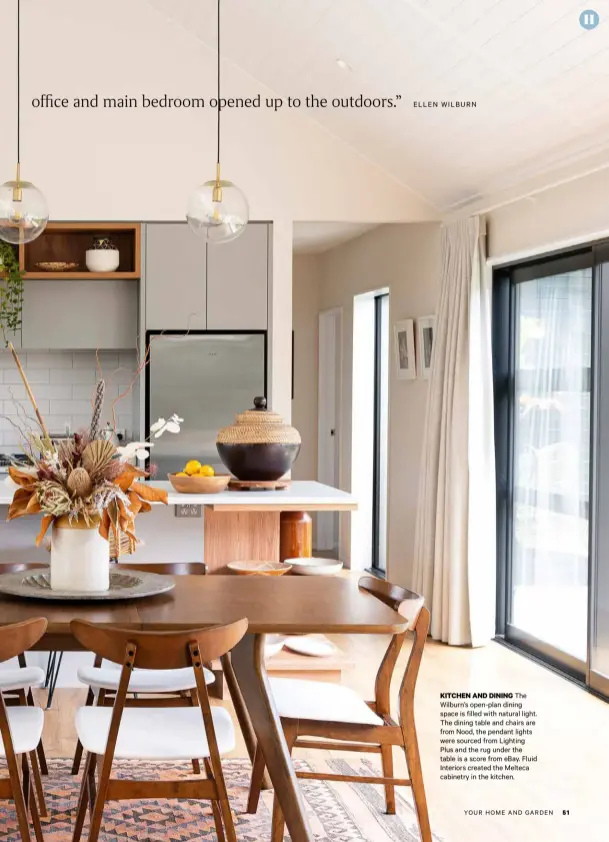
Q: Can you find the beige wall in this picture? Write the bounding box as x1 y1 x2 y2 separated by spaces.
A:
293 224 441 587
291 255 321 481
486 167 609 263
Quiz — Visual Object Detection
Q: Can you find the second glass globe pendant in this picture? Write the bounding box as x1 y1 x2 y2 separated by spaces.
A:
0 0 48 245
186 0 249 243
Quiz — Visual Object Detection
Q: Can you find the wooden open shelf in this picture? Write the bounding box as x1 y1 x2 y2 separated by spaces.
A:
19 222 140 279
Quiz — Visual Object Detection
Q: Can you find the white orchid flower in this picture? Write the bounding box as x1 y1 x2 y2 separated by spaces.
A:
117 441 154 461
151 414 184 438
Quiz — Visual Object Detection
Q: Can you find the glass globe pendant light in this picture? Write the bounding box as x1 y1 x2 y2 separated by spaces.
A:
186 0 249 243
0 0 48 245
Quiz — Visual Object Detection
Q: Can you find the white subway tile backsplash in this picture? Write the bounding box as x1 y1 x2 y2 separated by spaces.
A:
0 385 27 400
50 368 97 384
29 384 73 400
50 400 94 416
3 369 50 384
24 352 73 369
0 350 137 453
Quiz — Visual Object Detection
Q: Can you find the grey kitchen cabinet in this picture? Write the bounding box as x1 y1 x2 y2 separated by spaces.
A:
206 222 269 330
145 223 207 330
21 280 138 349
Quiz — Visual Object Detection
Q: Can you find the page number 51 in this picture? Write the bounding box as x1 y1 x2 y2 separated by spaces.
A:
563 810 570 816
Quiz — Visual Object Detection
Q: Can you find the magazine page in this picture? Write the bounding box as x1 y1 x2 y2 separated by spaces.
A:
0 2 608 842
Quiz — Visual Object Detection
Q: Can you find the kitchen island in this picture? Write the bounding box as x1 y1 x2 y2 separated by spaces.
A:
0 480 356 570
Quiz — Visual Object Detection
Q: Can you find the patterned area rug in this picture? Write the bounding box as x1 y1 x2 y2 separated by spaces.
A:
0 757 444 841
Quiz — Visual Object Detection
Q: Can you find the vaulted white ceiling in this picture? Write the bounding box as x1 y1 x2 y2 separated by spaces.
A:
147 0 609 213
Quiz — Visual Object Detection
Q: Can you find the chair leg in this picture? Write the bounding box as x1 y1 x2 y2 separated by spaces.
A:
205 751 238 842
28 777 45 842
29 748 48 817
189 689 202 775
71 753 93 842
86 759 108 842
269 724 298 842
403 732 432 842
8 753 32 842
204 759 226 842
247 744 266 814
72 684 96 775
380 745 396 815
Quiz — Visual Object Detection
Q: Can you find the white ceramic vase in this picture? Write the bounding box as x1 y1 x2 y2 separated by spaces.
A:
50 517 110 592
85 248 120 272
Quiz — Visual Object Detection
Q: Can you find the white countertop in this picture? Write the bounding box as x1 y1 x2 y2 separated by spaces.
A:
0 479 356 512
151 480 356 511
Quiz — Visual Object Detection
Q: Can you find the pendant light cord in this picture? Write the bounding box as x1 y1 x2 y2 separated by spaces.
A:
216 0 221 169
17 0 20 166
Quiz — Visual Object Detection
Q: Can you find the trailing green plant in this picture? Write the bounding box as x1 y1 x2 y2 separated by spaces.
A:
0 242 24 342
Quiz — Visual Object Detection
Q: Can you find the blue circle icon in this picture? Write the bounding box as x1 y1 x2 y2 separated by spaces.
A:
580 9 600 29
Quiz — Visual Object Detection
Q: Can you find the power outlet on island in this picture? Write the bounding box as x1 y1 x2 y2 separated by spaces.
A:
174 504 202 518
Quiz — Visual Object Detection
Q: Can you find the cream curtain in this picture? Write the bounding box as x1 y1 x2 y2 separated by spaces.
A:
413 216 496 646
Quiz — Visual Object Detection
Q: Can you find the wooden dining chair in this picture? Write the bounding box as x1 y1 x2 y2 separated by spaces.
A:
70 617 248 842
247 576 432 842
0 617 48 842
71 562 216 776
0 563 51 811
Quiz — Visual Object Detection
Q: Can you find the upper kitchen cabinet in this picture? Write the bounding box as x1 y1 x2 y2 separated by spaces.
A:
206 223 269 330
21 280 138 349
145 223 206 330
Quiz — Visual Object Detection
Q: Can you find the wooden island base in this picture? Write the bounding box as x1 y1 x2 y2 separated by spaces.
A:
204 509 315 572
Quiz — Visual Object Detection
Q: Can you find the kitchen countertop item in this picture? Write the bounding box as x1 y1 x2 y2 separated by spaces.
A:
217 396 301 481
284 557 344 576
168 473 231 494
227 561 292 576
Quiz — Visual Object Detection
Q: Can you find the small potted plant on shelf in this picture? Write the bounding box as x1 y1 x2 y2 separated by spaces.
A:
3 343 178 593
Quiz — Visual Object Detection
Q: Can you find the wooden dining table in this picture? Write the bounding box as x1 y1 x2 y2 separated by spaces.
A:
0 574 408 842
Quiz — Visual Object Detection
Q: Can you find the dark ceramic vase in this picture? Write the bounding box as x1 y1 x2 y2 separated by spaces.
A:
217 442 301 481
216 397 301 482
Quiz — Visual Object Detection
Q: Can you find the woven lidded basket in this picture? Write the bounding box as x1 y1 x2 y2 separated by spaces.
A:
217 397 301 446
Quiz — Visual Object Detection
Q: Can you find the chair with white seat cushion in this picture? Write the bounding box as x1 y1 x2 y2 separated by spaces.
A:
70 616 248 842
0 657 48 818
0 617 48 842
248 576 432 842
72 561 215 776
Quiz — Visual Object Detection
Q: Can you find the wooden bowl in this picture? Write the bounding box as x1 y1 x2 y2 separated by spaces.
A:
167 473 231 494
227 561 292 576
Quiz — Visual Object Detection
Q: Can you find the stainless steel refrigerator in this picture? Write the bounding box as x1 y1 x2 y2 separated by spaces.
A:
146 332 266 477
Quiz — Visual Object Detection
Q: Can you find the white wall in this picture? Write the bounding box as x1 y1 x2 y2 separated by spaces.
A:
484 167 609 263
295 224 441 586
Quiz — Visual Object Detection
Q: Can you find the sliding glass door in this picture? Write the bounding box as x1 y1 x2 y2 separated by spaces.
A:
591 248 609 697
494 251 594 678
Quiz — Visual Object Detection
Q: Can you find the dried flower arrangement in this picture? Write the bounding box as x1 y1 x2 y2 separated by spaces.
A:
4 343 171 556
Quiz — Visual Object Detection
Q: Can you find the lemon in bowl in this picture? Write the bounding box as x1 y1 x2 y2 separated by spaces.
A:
184 460 202 476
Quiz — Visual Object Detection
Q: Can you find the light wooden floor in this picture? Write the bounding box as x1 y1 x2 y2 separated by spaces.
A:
36 636 609 842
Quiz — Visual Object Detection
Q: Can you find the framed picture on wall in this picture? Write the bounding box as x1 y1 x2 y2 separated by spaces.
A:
393 319 416 380
417 315 436 379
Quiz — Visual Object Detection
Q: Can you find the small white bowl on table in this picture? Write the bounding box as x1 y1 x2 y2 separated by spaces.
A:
284 557 343 576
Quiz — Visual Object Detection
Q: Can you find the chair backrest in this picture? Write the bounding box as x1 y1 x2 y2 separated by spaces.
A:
117 562 207 576
358 576 429 723
0 617 48 664
71 619 247 670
